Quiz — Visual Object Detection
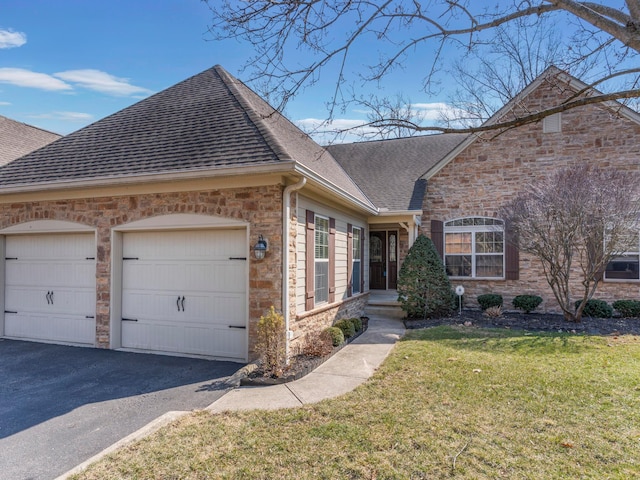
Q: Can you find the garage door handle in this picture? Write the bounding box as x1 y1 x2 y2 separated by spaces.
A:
229 325 246 329
177 296 186 312
122 318 138 322
46 291 53 305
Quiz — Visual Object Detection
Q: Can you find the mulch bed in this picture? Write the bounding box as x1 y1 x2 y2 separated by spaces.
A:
405 310 640 336
241 312 640 386
241 318 369 386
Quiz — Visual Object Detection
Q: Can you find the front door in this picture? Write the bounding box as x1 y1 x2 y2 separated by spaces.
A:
370 231 399 290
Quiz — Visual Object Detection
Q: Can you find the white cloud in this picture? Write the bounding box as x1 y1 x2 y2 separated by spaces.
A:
29 111 94 122
0 29 26 49
54 69 152 96
0 68 72 91
296 118 379 144
0 101 10 106
412 102 454 120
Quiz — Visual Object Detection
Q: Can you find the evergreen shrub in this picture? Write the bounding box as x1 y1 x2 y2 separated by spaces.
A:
477 294 503 310
397 235 453 319
349 317 363 332
612 300 640 318
324 326 345 347
334 319 356 339
512 295 543 313
574 299 613 318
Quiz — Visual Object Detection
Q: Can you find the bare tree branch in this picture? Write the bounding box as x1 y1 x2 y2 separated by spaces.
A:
206 1 640 138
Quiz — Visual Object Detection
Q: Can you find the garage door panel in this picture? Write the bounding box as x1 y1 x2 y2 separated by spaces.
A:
122 322 245 358
4 234 96 345
123 261 245 293
5 313 94 344
123 230 246 260
122 292 246 326
121 229 247 360
6 286 94 315
6 261 94 288
123 291 190 322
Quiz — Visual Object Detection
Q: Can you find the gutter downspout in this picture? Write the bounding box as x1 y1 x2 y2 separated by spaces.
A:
283 176 307 361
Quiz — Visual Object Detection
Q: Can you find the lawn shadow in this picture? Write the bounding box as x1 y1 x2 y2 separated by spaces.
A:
402 325 602 356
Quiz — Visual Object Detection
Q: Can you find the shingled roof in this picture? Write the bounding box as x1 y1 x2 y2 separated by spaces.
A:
327 133 468 211
0 66 373 209
0 116 60 166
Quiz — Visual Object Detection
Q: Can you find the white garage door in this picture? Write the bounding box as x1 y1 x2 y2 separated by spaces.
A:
4 233 96 345
121 229 247 360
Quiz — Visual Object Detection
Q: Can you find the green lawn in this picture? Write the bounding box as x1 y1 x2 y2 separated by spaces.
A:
73 327 640 479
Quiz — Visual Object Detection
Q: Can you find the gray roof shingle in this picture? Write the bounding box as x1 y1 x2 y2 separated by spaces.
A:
0 66 373 209
0 116 60 166
327 134 468 211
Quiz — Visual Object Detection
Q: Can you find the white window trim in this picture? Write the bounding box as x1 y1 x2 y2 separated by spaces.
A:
444 217 505 280
604 230 640 282
314 214 330 305
352 227 362 294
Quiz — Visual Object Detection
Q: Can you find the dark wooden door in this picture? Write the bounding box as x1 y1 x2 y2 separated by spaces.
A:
370 231 386 289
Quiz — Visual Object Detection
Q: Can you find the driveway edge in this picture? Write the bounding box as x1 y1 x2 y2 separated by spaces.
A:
54 410 189 480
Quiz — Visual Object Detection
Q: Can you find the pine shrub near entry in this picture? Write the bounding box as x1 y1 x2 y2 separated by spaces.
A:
477 294 503 311
397 234 453 319
512 295 543 313
612 300 640 318
574 299 613 318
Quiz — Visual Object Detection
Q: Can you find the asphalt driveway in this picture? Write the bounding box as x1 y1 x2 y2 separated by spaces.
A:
0 338 240 480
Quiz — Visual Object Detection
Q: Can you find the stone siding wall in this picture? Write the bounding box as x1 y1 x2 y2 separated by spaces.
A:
422 78 640 313
291 294 368 355
0 185 284 357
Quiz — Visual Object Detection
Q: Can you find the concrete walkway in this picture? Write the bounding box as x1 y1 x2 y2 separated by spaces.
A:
207 315 405 412
58 315 405 479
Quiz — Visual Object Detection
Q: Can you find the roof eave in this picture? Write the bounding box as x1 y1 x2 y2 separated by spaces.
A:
0 161 297 195
294 164 378 215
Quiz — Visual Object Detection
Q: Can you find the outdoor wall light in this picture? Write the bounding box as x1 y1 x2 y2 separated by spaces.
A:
254 235 268 260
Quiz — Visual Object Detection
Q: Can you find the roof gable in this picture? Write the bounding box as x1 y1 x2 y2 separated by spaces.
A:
0 116 60 166
422 66 640 180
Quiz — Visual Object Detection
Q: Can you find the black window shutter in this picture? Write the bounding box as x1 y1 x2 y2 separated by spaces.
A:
431 220 444 259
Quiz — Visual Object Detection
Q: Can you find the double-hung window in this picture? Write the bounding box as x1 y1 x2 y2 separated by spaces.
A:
352 227 362 294
605 230 640 281
444 217 505 278
314 215 330 304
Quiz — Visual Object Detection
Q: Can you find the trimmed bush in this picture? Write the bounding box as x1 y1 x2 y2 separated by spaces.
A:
574 299 613 318
303 329 334 357
350 317 363 332
512 295 543 314
256 306 286 377
324 326 344 347
612 300 640 318
477 294 503 311
397 234 454 319
334 318 356 339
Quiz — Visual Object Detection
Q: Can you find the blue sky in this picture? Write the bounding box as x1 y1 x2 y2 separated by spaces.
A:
0 0 453 143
